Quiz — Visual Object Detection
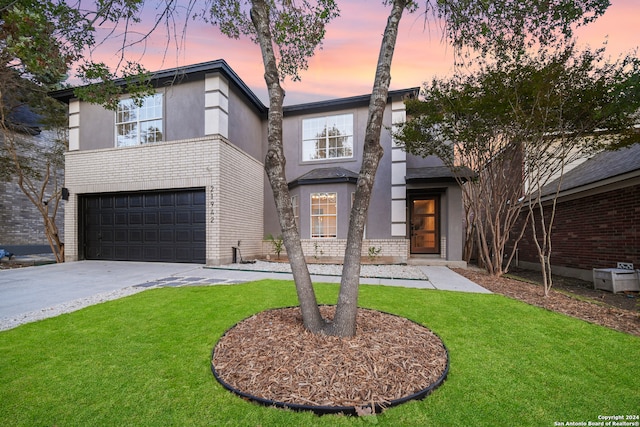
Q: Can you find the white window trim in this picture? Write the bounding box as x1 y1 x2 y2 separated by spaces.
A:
302 113 354 162
115 93 163 147
310 192 337 239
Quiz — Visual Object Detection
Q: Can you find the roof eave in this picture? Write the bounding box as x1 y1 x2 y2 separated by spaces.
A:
283 88 419 116
49 59 267 114
288 176 358 190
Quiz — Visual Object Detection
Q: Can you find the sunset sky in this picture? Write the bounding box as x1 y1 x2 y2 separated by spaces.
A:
90 0 639 105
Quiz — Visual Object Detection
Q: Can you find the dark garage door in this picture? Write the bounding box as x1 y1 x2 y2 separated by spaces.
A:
81 189 206 263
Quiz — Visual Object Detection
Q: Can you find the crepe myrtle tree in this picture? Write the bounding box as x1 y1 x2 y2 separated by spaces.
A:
394 44 640 288
0 0 156 261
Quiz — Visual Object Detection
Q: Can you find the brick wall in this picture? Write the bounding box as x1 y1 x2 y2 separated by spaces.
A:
262 238 410 263
512 183 639 271
64 136 263 264
0 131 64 249
213 141 264 264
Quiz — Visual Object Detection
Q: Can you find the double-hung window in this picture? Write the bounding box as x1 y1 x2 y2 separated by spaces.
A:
116 93 163 147
302 114 353 161
311 192 337 238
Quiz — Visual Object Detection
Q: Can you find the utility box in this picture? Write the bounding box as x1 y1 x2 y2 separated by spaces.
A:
592 268 640 293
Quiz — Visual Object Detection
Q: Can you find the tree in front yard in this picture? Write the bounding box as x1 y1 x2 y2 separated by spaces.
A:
0 0 153 261
394 43 640 289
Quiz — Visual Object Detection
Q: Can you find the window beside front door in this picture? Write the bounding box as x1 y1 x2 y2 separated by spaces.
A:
311 192 337 238
116 93 163 147
410 196 439 254
302 114 353 161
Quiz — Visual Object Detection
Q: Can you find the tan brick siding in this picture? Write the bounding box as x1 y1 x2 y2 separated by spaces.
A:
261 238 410 263
212 141 264 264
64 136 263 264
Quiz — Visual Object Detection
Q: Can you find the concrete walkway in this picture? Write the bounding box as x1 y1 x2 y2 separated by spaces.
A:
0 260 489 325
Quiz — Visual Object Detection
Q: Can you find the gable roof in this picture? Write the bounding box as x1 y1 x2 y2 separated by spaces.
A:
542 143 640 196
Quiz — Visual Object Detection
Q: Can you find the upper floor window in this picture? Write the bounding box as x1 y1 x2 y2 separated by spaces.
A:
302 114 353 161
311 192 337 238
116 93 163 147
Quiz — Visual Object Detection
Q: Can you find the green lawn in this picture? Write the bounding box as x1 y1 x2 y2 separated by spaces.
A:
1 280 638 426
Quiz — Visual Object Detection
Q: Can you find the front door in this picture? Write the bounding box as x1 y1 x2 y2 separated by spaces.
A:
410 196 439 254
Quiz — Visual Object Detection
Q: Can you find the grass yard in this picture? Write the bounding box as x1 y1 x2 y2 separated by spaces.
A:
1 280 638 426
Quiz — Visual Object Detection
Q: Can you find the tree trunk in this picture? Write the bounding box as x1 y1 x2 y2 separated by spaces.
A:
328 0 408 337
250 0 408 336
250 0 325 333
1 125 65 263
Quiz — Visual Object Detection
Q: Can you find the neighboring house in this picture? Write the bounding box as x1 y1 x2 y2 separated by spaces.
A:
0 105 64 255
512 143 640 281
51 59 466 266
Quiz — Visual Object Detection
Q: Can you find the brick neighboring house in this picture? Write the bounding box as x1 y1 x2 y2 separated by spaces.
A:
512 143 640 281
51 59 467 266
0 106 64 255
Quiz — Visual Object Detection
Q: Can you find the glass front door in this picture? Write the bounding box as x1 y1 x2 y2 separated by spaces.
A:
410 196 439 254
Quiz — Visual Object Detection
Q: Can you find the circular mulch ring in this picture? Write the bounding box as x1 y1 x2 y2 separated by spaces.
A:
211 306 449 415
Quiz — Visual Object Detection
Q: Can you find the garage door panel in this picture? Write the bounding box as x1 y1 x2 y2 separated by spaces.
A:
82 189 205 263
114 196 127 208
176 192 191 206
144 230 158 242
193 248 206 260
129 195 143 207
193 191 205 205
129 229 143 242
123 246 139 259
175 248 192 261
100 198 113 209
160 193 174 206
175 230 191 242
159 230 174 242
193 211 205 223
100 213 113 226
159 212 174 224
129 212 143 225
145 194 159 207
144 212 158 225
114 230 127 242
144 246 158 259
176 212 191 224
114 213 127 225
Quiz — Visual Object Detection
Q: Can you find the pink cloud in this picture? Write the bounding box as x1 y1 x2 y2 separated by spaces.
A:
85 0 638 105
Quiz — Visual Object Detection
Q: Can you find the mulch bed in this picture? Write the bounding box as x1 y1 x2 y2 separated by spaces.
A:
453 268 640 337
211 306 448 414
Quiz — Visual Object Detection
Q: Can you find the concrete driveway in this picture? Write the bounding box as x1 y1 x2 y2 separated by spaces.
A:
0 260 488 330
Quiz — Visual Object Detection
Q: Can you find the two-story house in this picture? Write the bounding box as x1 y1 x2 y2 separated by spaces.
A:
51 59 466 266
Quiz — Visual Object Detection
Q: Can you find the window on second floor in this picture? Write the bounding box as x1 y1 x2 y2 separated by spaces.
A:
302 114 353 161
311 192 337 238
116 93 163 147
